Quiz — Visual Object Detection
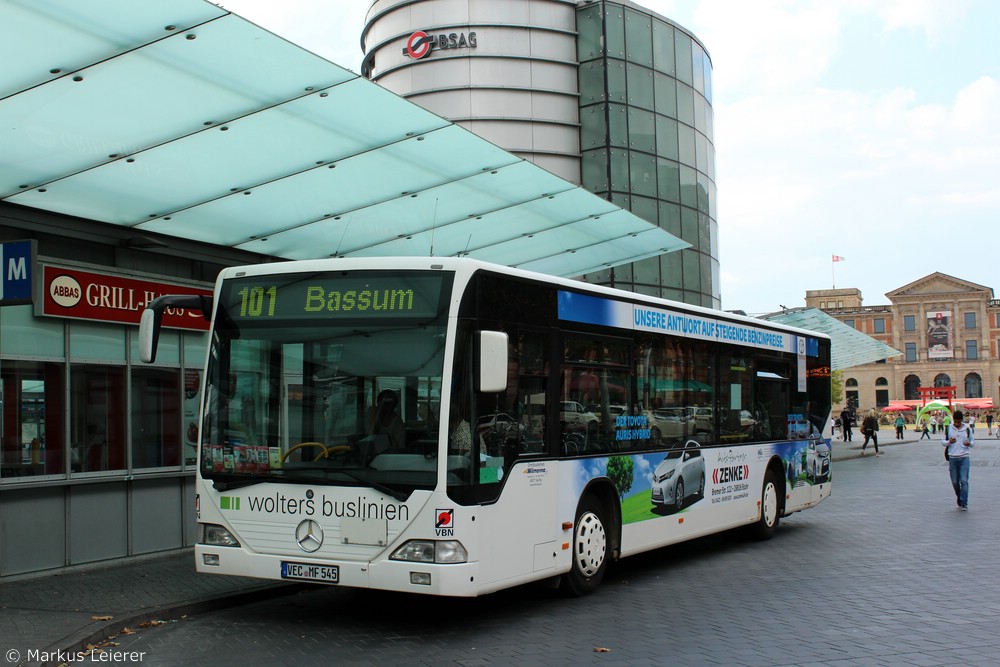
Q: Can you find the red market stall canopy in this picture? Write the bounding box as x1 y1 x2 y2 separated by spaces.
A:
883 398 994 413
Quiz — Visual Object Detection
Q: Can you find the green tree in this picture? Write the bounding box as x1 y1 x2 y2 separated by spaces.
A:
831 369 844 407
606 455 634 501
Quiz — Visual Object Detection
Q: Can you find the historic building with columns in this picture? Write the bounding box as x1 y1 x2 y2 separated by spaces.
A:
807 273 1000 414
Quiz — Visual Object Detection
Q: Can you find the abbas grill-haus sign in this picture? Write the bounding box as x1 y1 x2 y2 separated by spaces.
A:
40 265 211 331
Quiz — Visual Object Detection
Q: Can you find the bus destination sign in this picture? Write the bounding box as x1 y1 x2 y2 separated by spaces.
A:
225 274 447 321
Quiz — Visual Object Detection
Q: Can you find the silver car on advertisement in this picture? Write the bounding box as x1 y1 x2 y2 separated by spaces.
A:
650 440 706 509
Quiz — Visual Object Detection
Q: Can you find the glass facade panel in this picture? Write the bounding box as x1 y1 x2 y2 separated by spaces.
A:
702 51 713 104
581 105 608 149
626 64 654 110
696 172 711 214
609 103 629 147
70 322 125 362
578 61 607 104
681 248 701 292
0 361 65 478
652 20 675 74
698 211 712 253
628 108 655 151
655 115 679 159
681 207 699 248
577 4 604 61
607 60 627 103
629 151 657 197
692 42 705 95
604 4 625 58
656 158 681 202
609 150 630 191
694 93 707 135
582 149 609 192
630 195 658 225
634 255 660 285
131 367 181 468
695 127 709 171
678 123 696 167
1 305 64 357
653 73 677 117
676 83 695 128
184 331 209 370
659 202 681 237
679 164 698 208
71 364 127 473
624 8 652 65
674 30 693 85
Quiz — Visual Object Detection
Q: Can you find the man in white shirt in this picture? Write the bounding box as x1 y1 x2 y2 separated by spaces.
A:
942 411 974 510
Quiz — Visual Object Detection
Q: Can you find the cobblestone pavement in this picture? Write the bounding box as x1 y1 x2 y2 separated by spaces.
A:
86 436 1000 667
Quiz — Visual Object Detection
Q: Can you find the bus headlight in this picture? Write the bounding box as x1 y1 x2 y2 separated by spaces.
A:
201 524 241 547
390 539 468 564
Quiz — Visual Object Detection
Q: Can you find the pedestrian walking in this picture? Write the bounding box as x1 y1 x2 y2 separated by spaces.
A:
840 407 853 442
894 414 905 440
987 412 994 436
861 409 880 456
968 413 976 436
942 410 974 510
919 420 931 440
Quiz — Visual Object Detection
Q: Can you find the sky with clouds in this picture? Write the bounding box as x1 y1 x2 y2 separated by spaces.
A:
222 0 1000 315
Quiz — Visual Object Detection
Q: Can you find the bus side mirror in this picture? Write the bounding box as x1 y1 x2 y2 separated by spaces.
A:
139 294 213 363
477 330 508 393
138 307 162 363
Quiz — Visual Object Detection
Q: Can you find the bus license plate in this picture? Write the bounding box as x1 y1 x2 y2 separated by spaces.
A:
281 561 339 583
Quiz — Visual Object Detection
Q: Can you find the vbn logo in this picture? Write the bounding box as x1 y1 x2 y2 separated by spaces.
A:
435 508 454 536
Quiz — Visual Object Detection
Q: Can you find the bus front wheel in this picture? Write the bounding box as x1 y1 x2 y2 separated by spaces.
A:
562 495 609 596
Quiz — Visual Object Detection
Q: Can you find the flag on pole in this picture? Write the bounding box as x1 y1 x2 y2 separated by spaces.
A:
832 255 845 262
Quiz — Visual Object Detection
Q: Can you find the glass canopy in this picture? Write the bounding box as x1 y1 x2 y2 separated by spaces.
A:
0 0 687 277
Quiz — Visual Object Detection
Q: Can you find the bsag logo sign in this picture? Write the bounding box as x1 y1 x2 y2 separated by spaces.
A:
403 30 478 59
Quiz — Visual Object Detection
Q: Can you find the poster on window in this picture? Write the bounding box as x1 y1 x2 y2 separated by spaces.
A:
926 311 952 359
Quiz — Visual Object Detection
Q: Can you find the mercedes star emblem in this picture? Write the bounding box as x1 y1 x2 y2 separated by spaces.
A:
295 519 324 553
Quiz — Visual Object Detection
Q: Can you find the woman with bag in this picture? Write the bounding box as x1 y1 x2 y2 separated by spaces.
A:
861 409 880 456
943 411 974 510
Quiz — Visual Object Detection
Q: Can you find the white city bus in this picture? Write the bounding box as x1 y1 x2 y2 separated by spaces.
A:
140 257 832 597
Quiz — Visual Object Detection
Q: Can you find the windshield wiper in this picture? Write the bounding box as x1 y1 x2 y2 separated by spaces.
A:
210 474 275 491
334 467 408 501
209 467 409 501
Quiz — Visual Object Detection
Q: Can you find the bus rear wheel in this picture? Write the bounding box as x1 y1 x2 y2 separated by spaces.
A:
748 469 780 540
562 495 609 596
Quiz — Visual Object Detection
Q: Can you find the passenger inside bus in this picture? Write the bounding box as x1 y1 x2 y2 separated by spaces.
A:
367 389 406 452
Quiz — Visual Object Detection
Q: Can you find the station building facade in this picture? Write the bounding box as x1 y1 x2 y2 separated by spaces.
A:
361 0 719 308
807 273 1000 415
0 204 274 577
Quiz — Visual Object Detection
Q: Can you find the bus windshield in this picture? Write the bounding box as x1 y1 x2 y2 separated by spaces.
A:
200 270 453 496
